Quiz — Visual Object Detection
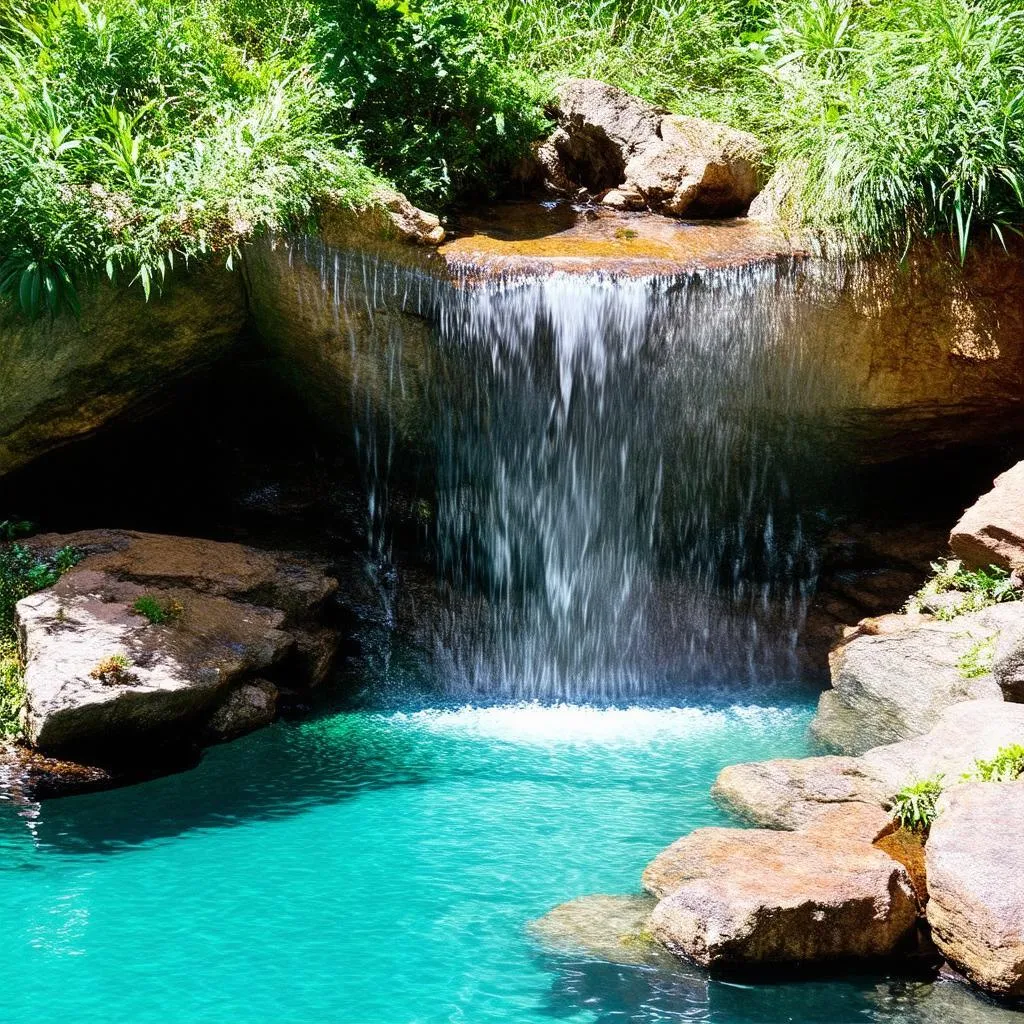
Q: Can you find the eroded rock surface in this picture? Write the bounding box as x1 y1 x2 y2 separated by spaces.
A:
538 79 765 217
812 606 1021 754
644 827 918 970
950 461 1024 572
926 782 1024 999
17 530 338 763
0 266 245 478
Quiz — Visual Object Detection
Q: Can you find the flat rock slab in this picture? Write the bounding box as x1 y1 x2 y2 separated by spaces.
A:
926 781 1024 999
17 530 338 763
950 461 1024 572
711 755 890 833
644 827 918 970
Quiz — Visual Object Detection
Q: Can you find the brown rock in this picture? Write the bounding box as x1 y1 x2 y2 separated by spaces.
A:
645 827 919 969
950 461 1024 571
540 79 766 217
16 530 338 763
926 781 1024 999
0 266 245 478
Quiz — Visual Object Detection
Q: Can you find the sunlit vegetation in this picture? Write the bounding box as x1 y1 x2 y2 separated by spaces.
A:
2 0 1022 316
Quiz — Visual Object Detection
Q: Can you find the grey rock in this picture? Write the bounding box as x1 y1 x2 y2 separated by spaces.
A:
205 680 279 740
811 608 1019 754
926 781 1024 999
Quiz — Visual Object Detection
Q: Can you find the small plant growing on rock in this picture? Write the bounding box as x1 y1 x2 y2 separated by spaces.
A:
90 654 136 686
891 776 944 832
957 635 997 679
614 227 639 240
966 744 1024 783
906 559 1022 619
132 595 183 625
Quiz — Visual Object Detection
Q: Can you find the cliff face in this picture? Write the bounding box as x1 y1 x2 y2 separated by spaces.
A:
0 265 246 478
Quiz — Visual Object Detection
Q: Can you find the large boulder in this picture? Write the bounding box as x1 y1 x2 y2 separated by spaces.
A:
643 827 919 969
0 266 245 478
811 606 1023 754
926 781 1024 999
16 530 339 764
538 79 765 217
950 461 1024 572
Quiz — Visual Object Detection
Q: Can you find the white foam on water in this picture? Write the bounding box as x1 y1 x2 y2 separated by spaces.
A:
384 701 809 746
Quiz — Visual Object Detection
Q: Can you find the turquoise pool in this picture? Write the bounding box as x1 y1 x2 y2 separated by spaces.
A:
0 699 1015 1024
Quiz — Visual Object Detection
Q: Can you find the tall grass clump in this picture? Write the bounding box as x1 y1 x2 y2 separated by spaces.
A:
0 0 384 317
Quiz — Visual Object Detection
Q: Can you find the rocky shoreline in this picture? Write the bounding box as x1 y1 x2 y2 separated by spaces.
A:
534 463 1024 1006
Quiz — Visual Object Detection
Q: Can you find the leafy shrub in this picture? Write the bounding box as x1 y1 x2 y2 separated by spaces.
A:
890 775 944 831
132 594 182 624
906 558 1022 619
0 540 82 734
967 743 1024 783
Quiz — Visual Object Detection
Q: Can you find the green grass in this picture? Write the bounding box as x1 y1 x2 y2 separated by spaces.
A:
957 634 996 677
906 558 1022 619
132 594 182 624
890 775 944 831
2 0 1022 317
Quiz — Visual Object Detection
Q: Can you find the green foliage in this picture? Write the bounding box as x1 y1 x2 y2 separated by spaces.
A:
89 651 135 684
906 558 1022 619
967 743 1024 782
0 636 24 738
891 775 944 832
957 634 996 678
0 519 33 541
323 0 548 207
0 540 80 734
132 594 182 624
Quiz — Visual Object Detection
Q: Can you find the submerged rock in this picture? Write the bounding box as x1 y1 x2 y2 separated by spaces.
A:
926 781 1024 999
539 79 765 217
812 607 1021 754
950 461 1024 572
528 894 670 967
17 530 339 764
644 827 919 970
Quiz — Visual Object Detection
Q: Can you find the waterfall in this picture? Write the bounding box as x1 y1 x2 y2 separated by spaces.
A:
289 237 838 700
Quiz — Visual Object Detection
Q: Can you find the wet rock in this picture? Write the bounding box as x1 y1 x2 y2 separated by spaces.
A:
0 266 244 478
528 894 671 967
205 679 279 740
541 79 765 217
811 607 1021 754
950 461 1024 572
16 530 338 764
644 827 919 969
926 781 1024 999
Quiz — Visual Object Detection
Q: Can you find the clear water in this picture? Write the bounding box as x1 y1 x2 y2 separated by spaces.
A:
0 698 1015 1024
